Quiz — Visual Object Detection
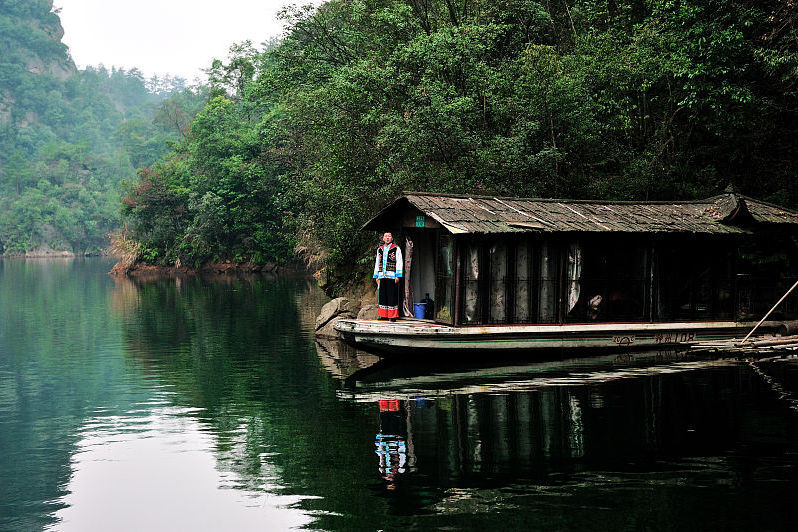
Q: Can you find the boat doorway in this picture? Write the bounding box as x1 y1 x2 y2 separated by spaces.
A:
406 229 436 318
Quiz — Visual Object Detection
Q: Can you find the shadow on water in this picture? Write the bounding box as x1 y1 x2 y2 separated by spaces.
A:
331 343 718 388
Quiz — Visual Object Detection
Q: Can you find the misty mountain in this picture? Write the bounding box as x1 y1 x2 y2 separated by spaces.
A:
0 0 198 255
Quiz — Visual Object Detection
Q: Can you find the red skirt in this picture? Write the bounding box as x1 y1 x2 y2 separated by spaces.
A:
378 279 400 318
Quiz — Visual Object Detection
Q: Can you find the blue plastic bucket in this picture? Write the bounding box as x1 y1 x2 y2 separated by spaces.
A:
413 302 427 319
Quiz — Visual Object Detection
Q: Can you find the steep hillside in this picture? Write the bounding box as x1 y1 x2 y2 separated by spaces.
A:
0 0 74 129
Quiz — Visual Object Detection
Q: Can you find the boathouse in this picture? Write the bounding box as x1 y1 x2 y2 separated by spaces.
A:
363 192 798 327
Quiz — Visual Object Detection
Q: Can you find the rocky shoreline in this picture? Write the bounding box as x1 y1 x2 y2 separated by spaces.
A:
2 251 76 258
314 296 378 339
1 243 83 258
108 260 301 278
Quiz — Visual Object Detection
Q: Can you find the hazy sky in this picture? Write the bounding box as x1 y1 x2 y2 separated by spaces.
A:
53 0 296 82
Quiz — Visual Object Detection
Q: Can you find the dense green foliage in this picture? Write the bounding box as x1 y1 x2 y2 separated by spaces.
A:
0 1 201 254
121 44 295 266
120 0 798 286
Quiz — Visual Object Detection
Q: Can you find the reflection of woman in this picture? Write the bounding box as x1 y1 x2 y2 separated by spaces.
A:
374 232 403 321
376 400 407 489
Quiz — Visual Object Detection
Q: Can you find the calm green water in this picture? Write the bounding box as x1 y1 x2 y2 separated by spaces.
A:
2 258 798 531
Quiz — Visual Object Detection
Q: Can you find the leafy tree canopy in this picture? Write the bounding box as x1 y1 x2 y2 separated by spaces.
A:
115 0 798 291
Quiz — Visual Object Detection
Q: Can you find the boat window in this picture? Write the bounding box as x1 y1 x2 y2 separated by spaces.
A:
606 248 646 321
514 242 531 322
656 242 736 321
489 243 508 323
566 242 582 316
575 247 605 322
693 253 714 319
463 243 481 324
434 234 455 324
574 243 647 323
538 243 558 323
656 247 691 320
736 240 798 320
715 249 735 319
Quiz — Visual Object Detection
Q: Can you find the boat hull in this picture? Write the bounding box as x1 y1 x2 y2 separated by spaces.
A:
333 319 782 356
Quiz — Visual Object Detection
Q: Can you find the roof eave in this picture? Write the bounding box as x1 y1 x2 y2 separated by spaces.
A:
360 196 409 231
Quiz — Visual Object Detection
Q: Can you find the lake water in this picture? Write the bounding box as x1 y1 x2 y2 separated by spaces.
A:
2 258 798 531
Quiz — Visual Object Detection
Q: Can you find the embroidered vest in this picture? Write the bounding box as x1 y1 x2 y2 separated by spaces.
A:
376 244 398 273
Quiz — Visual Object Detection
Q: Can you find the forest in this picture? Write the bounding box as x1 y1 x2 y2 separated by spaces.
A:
118 0 798 292
4 1 798 293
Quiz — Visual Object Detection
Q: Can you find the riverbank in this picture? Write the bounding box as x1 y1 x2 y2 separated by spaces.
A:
109 259 304 278
1 242 114 258
2 252 75 258
2 243 79 258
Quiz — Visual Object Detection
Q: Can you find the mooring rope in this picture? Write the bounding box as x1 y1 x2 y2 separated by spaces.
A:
741 279 798 344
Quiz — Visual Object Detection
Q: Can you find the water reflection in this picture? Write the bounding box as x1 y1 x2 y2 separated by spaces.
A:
340 350 727 400
376 400 410 489
315 337 380 380
324 346 798 528
107 272 373 529
1 261 326 531
51 395 312 531
4 259 798 531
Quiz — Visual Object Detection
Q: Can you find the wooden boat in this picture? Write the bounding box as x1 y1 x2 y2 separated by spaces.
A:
336 191 798 356
335 318 790 354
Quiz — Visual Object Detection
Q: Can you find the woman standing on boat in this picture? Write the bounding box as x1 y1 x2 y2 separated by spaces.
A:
374 232 403 321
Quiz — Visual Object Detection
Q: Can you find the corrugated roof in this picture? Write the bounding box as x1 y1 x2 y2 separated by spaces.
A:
363 192 798 235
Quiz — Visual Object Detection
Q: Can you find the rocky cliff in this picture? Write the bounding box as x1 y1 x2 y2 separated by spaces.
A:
0 0 76 127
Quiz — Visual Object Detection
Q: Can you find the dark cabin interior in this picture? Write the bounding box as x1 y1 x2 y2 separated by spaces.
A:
421 233 798 326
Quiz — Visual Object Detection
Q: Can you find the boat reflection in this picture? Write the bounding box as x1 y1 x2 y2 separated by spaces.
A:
324 351 798 496
337 348 722 400
315 337 381 380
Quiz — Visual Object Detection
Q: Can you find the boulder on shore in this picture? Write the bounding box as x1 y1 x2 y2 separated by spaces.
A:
315 297 359 331
316 316 351 339
357 304 378 320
